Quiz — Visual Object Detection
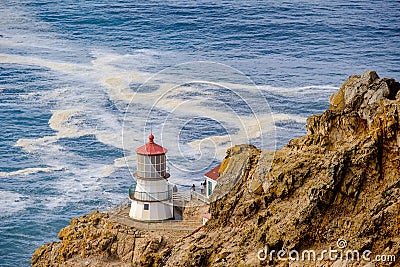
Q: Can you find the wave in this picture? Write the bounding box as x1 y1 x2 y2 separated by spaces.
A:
0 191 33 217
260 84 338 99
0 167 64 178
273 113 307 124
15 109 88 153
5 50 323 187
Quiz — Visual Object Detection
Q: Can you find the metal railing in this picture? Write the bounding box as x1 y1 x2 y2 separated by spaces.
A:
190 190 210 204
172 191 191 202
129 184 172 202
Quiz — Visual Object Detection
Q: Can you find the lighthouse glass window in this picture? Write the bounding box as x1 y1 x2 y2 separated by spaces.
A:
154 155 166 177
151 155 165 176
138 155 166 178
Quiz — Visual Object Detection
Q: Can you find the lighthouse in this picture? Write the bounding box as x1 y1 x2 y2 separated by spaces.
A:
129 134 174 221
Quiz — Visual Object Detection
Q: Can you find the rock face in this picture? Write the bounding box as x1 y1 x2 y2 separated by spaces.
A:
32 71 400 266
31 211 180 266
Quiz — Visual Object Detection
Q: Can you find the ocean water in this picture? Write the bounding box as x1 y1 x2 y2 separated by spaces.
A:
0 0 399 265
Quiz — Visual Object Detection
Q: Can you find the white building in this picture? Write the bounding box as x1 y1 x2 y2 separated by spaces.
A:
202 213 211 225
204 164 220 198
199 164 221 225
129 134 174 221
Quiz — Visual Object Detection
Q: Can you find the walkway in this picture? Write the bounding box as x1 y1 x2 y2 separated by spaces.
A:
109 206 202 232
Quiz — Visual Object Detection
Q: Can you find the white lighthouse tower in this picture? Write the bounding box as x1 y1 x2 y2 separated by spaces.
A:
129 133 174 221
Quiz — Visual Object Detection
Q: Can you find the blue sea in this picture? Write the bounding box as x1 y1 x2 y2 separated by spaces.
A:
0 1 399 265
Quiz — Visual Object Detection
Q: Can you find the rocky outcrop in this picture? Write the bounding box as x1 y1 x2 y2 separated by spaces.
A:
32 71 400 266
31 211 179 266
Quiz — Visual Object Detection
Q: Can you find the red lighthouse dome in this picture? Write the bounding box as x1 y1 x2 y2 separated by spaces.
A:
135 134 168 155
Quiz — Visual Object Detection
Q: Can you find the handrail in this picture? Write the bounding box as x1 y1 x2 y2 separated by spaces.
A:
172 191 191 201
190 190 210 204
129 185 172 202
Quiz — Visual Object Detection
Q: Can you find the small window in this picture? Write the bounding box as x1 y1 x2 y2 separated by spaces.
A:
144 203 149 210
208 180 213 197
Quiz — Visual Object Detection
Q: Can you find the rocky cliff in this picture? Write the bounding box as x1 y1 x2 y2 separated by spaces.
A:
32 71 400 266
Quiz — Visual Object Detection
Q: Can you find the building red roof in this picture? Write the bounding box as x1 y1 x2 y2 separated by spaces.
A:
135 134 168 155
202 213 211 219
204 164 220 181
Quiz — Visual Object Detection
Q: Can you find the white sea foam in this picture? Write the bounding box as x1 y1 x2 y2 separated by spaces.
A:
49 110 85 137
42 196 66 210
0 53 90 73
51 169 129 208
100 165 116 178
114 155 135 169
260 84 338 98
0 167 64 178
2 43 317 206
15 109 90 153
273 113 307 124
183 112 279 159
0 191 33 217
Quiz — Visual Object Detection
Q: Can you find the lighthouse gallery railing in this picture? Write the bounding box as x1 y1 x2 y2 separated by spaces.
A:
129 184 172 202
